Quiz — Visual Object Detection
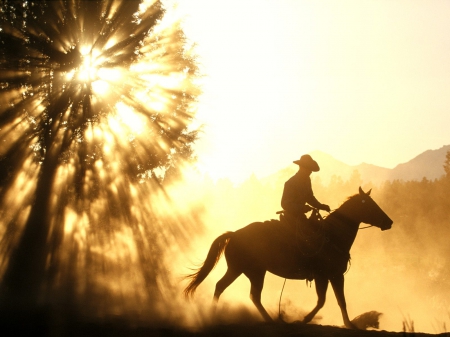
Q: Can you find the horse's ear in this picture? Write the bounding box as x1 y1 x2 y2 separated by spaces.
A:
359 187 372 196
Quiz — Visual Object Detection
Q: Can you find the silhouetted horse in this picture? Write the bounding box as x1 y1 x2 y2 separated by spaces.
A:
184 187 392 328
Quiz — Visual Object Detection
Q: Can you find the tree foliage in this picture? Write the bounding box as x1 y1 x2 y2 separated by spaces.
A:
0 0 200 313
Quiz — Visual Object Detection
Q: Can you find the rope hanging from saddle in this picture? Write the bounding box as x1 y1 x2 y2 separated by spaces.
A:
295 209 329 257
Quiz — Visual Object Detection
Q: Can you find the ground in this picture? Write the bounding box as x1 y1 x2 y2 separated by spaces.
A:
3 317 450 337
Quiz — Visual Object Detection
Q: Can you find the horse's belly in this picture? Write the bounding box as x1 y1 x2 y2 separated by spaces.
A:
227 223 303 276
227 222 341 280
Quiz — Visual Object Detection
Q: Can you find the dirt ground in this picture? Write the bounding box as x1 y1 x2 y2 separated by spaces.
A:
3 316 450 337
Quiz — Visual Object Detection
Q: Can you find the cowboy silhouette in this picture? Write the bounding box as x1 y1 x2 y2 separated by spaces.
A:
281 154 330 226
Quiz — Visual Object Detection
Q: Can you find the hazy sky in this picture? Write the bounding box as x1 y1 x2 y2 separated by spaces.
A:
174 0 450 183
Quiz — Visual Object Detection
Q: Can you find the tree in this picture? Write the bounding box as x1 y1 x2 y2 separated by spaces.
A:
444 150 450 178
0 0 200 312
345 169 363 196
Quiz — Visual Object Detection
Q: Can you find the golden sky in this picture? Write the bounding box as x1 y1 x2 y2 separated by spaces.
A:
175 0 450 183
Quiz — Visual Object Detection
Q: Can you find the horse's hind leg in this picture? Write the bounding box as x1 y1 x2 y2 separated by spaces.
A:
213 267 241 302
210 267 241 321
247 270 272 322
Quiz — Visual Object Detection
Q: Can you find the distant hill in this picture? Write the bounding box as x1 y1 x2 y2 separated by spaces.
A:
261 145 450 186
389 145 450 181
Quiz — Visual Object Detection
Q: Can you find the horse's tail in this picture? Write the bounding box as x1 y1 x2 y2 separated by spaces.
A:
184 232 233 298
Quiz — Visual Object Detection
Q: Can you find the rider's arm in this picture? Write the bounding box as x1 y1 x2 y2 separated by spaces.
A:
305 178 329 211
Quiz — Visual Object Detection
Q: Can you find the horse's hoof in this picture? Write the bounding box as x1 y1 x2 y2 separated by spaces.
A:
345 322 358 330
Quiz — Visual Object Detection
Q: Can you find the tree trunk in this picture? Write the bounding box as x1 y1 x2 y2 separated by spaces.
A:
0 154 58 309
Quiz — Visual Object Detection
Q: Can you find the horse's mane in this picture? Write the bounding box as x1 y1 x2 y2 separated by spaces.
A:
345 193 359 201
330 194 359 211
323 194 359 221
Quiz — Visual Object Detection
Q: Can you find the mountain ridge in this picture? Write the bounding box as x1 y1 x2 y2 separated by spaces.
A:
261 145 450 186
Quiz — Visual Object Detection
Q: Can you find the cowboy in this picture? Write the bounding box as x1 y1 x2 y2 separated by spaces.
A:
281 154 330 226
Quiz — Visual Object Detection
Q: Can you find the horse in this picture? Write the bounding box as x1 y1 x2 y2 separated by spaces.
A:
184 187 393 329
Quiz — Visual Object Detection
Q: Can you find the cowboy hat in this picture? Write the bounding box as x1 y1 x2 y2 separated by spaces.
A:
293 154 320 172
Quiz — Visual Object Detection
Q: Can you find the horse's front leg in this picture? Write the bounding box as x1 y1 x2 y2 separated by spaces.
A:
330 274 357 329
302 275 328 324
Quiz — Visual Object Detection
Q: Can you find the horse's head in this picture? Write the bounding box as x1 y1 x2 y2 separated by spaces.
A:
343 187 393 231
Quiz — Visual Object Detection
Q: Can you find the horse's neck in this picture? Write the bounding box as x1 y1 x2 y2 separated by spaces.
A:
328 208 360 253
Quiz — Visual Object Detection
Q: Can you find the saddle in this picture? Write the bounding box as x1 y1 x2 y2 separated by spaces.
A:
277 209 327 257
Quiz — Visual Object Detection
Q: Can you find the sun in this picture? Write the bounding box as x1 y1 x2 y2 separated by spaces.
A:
78 46 99 82
61 44 125 97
